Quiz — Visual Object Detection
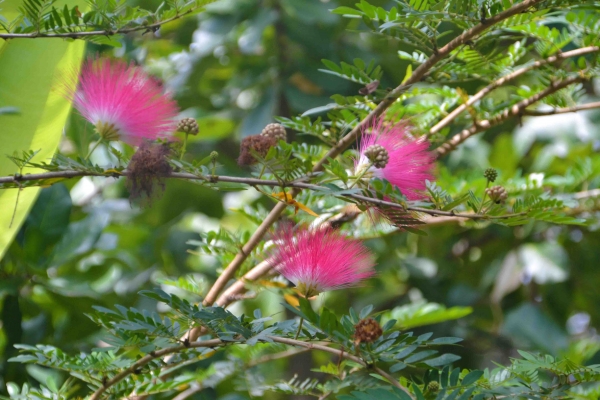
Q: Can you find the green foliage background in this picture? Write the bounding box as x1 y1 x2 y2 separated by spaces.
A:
1 0 600 398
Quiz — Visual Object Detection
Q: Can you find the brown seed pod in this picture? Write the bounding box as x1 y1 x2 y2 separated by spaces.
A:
354 318 383 344
126 141 173 205
237 134 277 166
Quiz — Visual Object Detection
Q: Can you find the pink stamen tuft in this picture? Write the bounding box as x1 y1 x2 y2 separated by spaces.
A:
270 225 376 296
64 58 179 146
355 119 435 200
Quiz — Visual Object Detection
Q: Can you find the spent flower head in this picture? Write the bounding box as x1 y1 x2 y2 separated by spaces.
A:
355 119 434 200
269 224 375 297
64 58 179 146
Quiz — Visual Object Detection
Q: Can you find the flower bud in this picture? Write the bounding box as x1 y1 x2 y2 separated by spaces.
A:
364 144 389 169
484 168 498 182
177 118 199 135
261 123 287 142
427 381 440 393
354 318 383 344
486 185 508 204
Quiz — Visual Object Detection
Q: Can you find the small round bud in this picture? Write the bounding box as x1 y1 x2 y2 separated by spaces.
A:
486 185 508 204
261 123 287 142
177 118 199 135
427 381 440 393
354 318 383 344
364 144 389 169
484 168 498 182
210 151 219 161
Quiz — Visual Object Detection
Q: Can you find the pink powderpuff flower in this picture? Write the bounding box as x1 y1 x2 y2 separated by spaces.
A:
355 119 435 200
65 58 179 146
270 225 376 297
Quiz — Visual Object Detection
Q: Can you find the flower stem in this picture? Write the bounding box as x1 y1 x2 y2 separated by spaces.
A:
294 317 304 340
348 161 374 189
85 140 103 161
180 133 189 160
478 180 490 214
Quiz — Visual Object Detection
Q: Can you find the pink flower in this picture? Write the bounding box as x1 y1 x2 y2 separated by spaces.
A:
270 225 375 297
355 120 434 200
65 58 179 146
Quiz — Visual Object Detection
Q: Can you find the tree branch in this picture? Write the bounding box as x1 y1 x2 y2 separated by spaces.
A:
0 170 525 220
88 334 409 400
89 339 224 400
428 46 600 137
521 101 600 116
268 336 413 399
0 6 201 40
435 75 587 157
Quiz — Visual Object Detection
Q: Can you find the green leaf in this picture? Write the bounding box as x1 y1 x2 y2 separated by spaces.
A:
384 302 472 329
423 354 461 367
0 0 86 261
461 370 483 386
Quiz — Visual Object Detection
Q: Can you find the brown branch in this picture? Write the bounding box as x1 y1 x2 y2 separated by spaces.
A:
89 339 224 400
200 0 547 307
435 75 587 157
574 188 600 200
172 383 202 400
428 46 600 137
89 334 409 400
268 336 413 399
521 101 600 116
0 171 525 220
0 6 201 40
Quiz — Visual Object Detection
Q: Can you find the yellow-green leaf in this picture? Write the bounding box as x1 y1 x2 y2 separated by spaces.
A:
0 1 86 260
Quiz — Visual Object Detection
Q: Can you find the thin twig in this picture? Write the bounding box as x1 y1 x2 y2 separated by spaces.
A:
171 383 202 400
269 336 413 399
89 334 409 400
0 6 201 40
89 339 224 400
435 75 587 157
427 46 600 137
0 171 526 220
521 101 600 116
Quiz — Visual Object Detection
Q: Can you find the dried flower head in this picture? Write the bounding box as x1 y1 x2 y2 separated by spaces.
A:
177 118 199 135
354 318 383 344
126 141 173 204
238 134 277 166
64 58 179 146
484 167 498 182
486 185 508 204
355 119 434 200
261 123 287 142
269 225 376 297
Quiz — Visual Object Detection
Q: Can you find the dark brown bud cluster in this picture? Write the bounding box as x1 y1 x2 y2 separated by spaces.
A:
237 134 277 166
353 318 383 344
484 167 498 182
364 144 389 169
177 118 199 135
126 141 173 205
486 185 508 204
261 123 287 142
